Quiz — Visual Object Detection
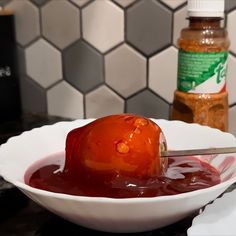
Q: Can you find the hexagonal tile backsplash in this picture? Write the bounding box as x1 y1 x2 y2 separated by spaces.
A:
3 0 236 136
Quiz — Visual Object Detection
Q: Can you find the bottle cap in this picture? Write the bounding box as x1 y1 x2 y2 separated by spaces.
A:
187 0 224 17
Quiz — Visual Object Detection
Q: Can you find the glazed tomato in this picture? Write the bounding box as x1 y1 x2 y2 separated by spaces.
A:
65 114 167 179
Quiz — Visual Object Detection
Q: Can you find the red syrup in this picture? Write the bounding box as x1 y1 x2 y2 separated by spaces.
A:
26 153 221 198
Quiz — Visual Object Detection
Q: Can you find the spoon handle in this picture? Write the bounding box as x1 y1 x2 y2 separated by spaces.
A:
161 147 236 157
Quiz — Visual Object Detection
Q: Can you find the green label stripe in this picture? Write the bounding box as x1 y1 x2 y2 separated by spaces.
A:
177 50 228 92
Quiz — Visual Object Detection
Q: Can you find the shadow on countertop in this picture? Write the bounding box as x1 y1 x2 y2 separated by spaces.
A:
0 112 71 144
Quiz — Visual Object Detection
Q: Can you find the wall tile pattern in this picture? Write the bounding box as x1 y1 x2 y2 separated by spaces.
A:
25 39 62 88
82 0 124 53
173 5 187 47
113 0 137 8
70 0 91 7
126 0 172 56
47 81 84 119
85 85 124 118
41 0 81 50
63 40 104 93
149 46 178 103
160 0 186 9
6 0 40 46
105 44 146 97
228 10 236 55
2 0 236 136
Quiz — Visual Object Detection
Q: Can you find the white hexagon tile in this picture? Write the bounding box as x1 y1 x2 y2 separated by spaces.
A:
85 85 124 118
227 54 236 106
41 0 80 49
70 0 91 7
113 0 137 8
173 5 188 47
227 9 236 55
5 0 40 46
25 39 62 88
105 44 146 98
47 81 84 119
149 46 178 103
2 0 236 132
229 106 236 137
82 0 124 53
160 0 186 9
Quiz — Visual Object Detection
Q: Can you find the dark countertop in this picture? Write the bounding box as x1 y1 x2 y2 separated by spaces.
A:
0 114 235 236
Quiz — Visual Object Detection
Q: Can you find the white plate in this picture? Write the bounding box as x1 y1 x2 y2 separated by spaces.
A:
188 188 236 236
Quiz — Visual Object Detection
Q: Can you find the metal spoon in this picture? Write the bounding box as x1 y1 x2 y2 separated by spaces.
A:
161 147 236 157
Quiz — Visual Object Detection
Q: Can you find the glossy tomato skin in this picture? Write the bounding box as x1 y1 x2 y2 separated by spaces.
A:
65 114 167 179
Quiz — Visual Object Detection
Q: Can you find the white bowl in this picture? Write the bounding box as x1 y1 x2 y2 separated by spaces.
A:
0 119 236 233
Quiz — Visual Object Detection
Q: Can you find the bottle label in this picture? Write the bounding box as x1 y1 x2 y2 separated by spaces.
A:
177 50 228 93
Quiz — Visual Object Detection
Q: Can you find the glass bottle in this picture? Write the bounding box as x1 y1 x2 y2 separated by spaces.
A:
171 0 230 131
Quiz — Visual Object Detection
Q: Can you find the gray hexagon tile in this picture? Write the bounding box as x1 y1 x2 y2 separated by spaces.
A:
47 81 83 119
5 0 40 46
105 44 146 98
113 0 137 8
85 85 124 118
63 40 103 93
173 5 188 47
25 39 62 88
229 105 236 136
126 0 172 56
227 10 236 55
70 0 91 7
41 0 80 50
82 0 124 53
160 0 186 9
30 0 50 6
227 54 236 105
0 0 10 7
126 90 170 119
149 46 178 103
16 46 26 76
225 0 236 12
20 76 47 113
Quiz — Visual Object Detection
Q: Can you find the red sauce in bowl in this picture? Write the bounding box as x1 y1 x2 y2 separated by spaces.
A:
26 114 221 198
27 155 220 198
